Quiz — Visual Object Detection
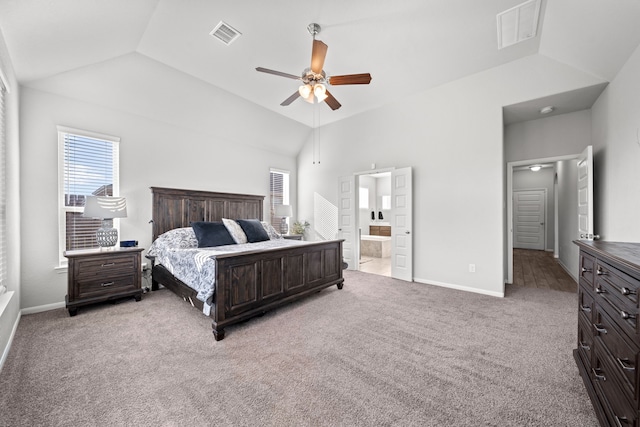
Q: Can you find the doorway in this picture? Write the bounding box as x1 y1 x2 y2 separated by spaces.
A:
338 167 413 281
506 148 592 287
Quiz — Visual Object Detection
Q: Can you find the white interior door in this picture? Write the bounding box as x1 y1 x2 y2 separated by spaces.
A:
338 175 357 269
391 167 412 281
513 190 546 250
577 145 595 240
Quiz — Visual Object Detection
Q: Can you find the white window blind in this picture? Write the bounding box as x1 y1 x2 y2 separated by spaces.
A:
269 169 290 227
58 127 119 263
0 82 6 295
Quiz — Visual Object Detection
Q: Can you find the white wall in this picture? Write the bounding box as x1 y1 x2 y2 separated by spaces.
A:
505 110 592 162
19 55 308 310
0 27 20 369
591 43 640 242
298 54 605 297
513 168 555 251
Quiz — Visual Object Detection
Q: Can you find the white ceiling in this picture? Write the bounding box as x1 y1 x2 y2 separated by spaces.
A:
1 0 640 128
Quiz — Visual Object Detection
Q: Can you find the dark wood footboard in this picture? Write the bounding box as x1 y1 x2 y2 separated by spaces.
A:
152 239 344 340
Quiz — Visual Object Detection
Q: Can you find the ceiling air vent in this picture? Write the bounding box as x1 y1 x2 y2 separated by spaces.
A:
497 0 541 49
210 21 242 46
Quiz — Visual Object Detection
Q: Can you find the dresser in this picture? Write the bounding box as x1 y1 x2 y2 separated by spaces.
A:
574 240 640 427
64 247 144 316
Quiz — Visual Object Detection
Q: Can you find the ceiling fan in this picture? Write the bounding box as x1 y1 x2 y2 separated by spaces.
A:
256 23 372 111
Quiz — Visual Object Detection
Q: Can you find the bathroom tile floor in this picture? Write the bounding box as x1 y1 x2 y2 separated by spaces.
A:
358 256 391 277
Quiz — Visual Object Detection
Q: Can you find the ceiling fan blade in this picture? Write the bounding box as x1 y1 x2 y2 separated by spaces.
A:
310 39 328 74
324 90 341 110
328 73 372 85
256 67 300 80
280 91 301 106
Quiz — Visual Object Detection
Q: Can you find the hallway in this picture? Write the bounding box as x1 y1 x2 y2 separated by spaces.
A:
512 249 577 293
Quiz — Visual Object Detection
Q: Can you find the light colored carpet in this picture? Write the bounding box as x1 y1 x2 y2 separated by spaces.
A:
0 270 597 426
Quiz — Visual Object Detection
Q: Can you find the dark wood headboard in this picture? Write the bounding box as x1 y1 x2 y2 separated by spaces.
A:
151 187 265 241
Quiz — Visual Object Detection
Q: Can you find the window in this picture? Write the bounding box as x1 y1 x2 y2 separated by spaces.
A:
0 79 6 295
58 127 120 265
359 187 369 209
269 169 290 231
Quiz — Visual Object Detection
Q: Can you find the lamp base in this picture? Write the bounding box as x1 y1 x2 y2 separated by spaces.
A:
96 219 118 248
280 218 289 235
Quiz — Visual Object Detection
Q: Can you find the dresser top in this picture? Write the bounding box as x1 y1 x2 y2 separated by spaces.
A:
574 240 640 275
64 246 144 258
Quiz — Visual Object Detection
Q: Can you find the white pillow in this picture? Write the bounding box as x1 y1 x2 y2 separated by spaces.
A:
222 218 248 244
261 221 283 239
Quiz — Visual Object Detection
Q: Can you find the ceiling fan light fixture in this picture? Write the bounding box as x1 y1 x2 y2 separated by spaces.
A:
299 84 312 98
314 83 327 101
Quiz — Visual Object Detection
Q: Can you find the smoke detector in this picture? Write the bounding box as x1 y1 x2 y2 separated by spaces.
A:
540 106 554 115
497 0 541 49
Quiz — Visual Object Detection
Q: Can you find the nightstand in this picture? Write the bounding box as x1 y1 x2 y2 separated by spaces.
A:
282 234 303 240
64 247 144 316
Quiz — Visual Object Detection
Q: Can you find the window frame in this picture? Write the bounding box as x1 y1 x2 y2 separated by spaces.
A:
269 168 290 230
0 72 7 294
57 126 120 266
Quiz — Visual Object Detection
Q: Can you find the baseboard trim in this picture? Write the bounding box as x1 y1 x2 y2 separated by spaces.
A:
413 277 505 298
558 260 578 283
21 301 66 315
0 308 21 374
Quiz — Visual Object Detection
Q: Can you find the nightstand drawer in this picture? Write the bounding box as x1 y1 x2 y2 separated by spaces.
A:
74 254 136 280
76 275 137 299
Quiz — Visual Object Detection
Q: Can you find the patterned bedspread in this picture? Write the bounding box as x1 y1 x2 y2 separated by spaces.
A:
149 237 308 307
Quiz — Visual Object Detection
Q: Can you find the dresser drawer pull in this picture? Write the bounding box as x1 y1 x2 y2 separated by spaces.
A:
621 287 637 296
597 267 608 276
620 310 636 320
101 262 115 267
581 267 592 273
595 286 606 294
579 342 591 351
615 415 630 427
616 358 635 372
580 304 592 313
591 368 606 381
593 324 608 334
100 282 115 287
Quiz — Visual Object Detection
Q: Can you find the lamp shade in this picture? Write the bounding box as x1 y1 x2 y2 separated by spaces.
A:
274 204 292 217
83 196 127 219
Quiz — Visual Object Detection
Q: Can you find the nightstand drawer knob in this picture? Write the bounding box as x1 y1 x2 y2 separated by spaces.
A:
100 281 115 287
101 262 115 267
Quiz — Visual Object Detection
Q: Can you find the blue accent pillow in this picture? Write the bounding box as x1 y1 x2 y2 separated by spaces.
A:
191 221 236 248
236 219 270 243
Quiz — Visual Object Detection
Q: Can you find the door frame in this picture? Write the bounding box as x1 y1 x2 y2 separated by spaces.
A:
352 167 395 272
506 154 580 285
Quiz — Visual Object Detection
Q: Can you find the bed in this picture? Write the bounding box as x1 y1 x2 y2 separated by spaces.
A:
147 187 344 340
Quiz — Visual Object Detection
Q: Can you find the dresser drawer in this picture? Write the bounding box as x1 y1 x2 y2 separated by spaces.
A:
579 285 595 324
593 346 639 427
577 315 594 371
580 251 596 287
76 275 137 299
597 260 639 309
593 306 639 403
74 254 137 280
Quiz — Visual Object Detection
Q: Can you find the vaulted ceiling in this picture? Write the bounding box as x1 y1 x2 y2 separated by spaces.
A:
1 0 640 128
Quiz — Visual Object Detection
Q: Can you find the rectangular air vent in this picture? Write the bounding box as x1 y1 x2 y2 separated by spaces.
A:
210 21 242 46
497 0 541 49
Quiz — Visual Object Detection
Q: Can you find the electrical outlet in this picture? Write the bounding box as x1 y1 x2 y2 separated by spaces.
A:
469 264 476 273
